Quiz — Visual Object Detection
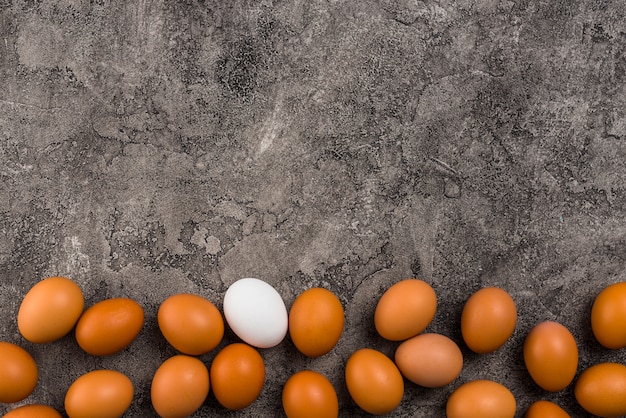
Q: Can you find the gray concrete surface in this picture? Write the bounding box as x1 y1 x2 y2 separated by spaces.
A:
1 0 626 416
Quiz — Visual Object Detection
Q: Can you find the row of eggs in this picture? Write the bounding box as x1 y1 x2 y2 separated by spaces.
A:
2 276 626 417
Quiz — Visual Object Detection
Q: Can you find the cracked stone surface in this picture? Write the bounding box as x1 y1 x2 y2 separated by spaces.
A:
1 0 626 416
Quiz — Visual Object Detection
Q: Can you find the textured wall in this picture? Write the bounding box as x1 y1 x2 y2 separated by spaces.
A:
1 0 626 416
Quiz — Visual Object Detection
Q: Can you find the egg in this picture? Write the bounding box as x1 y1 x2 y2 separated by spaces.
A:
3 404 62 418
282 370 338 418
461 287 517 353
591 282 626 349
574 362 626 418
288 288 344 358
18 276 84 343
210 343 265 410
64 370 133 418
75 297 144 356
446 380 516 418
524 400 570 418
374 279 437 341
523 321 578 392
0 342 38 403
223 278 288 348
394 333 463 388
151 355 210 418
345 348 404 415
158 293 224 355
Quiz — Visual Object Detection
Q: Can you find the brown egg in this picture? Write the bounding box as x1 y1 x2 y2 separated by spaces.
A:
461 287 517 353
210 343 265 410
591 282 626 349
525 400 570 418
394 333 463 388
151 355 209 418
446 380 516 418
288 288 344 358
574 362 626 417
18 276 84 343
524 321 578 392
158 293 224 356
0 342 39 403
375 279 437 341
282 370 339 418
75 298 144 356
64 370 134 418
3 404 62 418
345 348 404 415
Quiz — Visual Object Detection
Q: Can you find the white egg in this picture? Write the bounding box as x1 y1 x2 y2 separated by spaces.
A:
223 278 288 348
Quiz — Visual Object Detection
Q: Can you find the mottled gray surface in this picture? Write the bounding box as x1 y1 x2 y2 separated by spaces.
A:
1 0 626 416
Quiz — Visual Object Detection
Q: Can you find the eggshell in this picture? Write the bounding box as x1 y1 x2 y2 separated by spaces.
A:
75 298 144 356
461 287 517 353
18 276 84 343
574 362 626 418
223 278 288 348
282 370 338 418
158 293 224 355
523 321 578 392
524 400 570 418
3 404 62 418
345 348 404 415
374 279 437 341
446 380 516 418
0 342 39 403
394 333 463 388
151 355 209 418
64 370 134 418
591 282 626 349
288 288 344 357
210 343 265 410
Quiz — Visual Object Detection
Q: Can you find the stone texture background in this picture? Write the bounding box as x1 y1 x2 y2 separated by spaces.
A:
1 0 626 416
